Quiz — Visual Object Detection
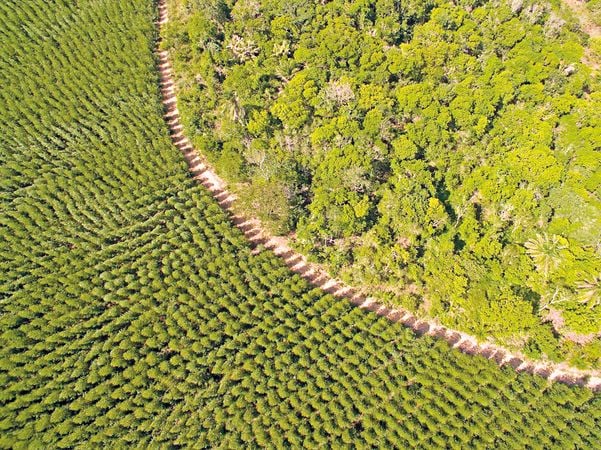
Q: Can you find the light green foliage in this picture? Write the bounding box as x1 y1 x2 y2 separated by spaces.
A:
165 0 601 366
304 145 376 238
270 70 318 129
525 234 569 278
237 178 292 233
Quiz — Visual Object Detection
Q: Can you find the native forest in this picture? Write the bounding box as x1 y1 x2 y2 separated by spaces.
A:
1 0 600 448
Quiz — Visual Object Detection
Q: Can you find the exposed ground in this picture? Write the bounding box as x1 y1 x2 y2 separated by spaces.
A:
562 0 601 69
562 0 601 38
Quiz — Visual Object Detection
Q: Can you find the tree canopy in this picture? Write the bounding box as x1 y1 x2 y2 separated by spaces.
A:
1 0 600 446
164 0 601 367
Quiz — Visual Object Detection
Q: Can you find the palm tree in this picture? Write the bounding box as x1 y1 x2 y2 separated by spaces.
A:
577 275 601 308
524 233 566 278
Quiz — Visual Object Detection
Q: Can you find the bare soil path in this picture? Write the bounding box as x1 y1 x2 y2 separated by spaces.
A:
156 0 600 391
562 0 601 38
561 0 601 69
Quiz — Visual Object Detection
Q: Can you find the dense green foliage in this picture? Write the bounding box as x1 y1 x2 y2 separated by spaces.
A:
163 0 601 366
1 0 600 447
